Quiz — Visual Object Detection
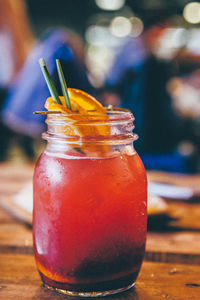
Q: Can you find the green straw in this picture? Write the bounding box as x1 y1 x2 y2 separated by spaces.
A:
39 58 62 104
56 59 71 110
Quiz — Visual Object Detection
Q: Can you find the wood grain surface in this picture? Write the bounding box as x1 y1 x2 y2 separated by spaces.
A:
0 254 200 300
0 205 200 264
0 163 200 264
0 163 200 299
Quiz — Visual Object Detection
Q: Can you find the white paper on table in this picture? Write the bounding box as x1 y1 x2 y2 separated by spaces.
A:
13 182 33 213
148 182 194 200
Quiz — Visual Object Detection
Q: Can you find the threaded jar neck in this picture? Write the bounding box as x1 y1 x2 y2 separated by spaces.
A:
43 109 138 146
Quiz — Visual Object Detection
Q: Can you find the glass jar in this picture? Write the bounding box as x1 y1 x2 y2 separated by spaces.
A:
33 110 147 297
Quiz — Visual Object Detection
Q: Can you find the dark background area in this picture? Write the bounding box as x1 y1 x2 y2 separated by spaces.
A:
26 0 191 37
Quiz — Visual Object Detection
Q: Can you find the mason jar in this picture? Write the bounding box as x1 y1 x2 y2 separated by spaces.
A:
33 109 147 297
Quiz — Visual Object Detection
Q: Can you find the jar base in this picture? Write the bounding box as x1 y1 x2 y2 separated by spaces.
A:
44 282 135 297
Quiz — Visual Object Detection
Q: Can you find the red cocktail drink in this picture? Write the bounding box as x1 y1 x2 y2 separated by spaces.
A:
33 110 147 296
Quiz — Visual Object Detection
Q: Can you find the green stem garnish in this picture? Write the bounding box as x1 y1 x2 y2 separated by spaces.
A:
39 58 62 104
56 59 71 110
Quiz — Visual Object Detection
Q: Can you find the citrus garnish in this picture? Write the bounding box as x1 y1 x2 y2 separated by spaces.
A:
67 88 106 115
45 90 110 144
45 88 106 115
44 96 71 114
38 58 110 153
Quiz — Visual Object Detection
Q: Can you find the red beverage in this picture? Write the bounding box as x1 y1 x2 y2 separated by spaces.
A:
33 110 147 296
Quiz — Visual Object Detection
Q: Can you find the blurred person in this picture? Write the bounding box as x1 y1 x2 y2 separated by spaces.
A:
168 74 200 119
168 71 200 172
0 0 93 161
0 0 35 84
103 17 193 172
0 0 36 161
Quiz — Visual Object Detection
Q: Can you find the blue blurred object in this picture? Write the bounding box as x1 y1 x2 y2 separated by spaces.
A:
2 29 92 137
141 152 193 173
104 35 194 173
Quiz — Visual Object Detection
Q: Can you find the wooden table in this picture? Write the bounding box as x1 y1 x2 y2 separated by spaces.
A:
0 162 200 299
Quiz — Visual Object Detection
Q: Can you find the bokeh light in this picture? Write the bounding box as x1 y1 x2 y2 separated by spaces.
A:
110 16 132 37
183 2 200 24
87 45 114 86
129 17 144 38
187 29 200 54
156 28 186 59
95 0 125 11
85 25 111 46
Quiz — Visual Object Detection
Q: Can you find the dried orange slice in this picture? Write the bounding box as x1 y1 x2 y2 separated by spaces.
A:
44 97 70 114
44 89 110 152
45 88 106 114
67 88 106 114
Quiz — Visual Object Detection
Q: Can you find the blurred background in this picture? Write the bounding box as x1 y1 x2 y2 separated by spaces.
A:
1 0 200 173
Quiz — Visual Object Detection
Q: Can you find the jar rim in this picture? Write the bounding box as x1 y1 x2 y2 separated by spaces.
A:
45 108 134 124
43 108 137 145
